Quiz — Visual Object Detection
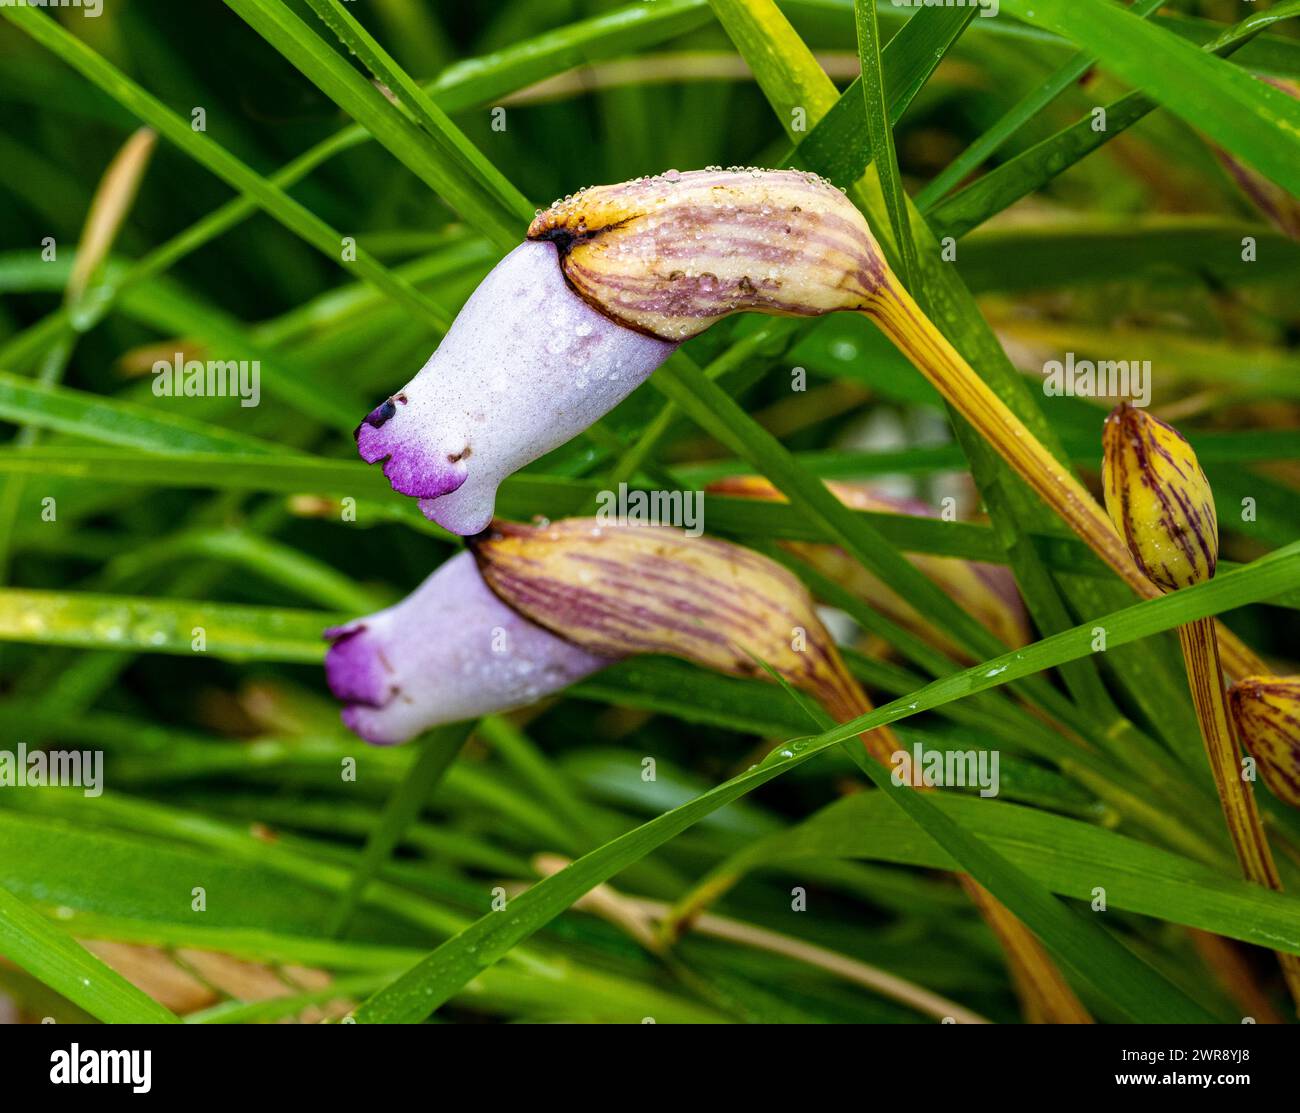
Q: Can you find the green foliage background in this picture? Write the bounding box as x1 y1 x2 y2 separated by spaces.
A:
0 0 1298 1024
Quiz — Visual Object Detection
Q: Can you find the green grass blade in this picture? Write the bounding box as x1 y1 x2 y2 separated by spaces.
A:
685 791 1300 956
224 0 525 251
0 881 179 1023
929 1 1300 236
326 722 474 936
792 5 975 188
840 749 1212 1022
852 0 919 288
0 372 282 455
915 0 1166 209
0 4 449 333
302 0 532 229
1000 0 1300 196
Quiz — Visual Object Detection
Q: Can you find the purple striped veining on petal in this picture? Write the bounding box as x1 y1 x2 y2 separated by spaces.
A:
530 168 889 340
571 546 815 640
568 552 777 635
471 523 845 701
1229 678 1300 805
1128 411 1216 582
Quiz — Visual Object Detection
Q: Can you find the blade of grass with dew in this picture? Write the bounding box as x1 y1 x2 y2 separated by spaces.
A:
0 816 731 1024
0 880 179 1023
303 0 531 232
0 589 339 662
433 0 714 113
0 372 285 455
105 529 386 614
1001 0 1300 195
791 5 976 188
956 219 1300 295
672 790 1300 955
0 789 469 941
351 546 1300 1022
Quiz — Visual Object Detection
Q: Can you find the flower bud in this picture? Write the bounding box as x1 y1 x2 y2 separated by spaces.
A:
708 476 1031 652
355 241 676 535
470 518 861 713
1101 403 1217 592
324 550 611 745
1228 676 1300 808
527 168 889 341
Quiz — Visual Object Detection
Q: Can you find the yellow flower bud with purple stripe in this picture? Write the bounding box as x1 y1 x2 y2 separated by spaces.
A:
1228 676 1300 808
1102 403 1217 593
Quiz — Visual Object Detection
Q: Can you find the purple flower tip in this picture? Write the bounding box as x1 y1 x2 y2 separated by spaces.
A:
323 551 613 745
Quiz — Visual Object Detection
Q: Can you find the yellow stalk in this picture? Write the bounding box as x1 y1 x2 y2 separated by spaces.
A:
866 281 1267 680
1177 615 1300 1009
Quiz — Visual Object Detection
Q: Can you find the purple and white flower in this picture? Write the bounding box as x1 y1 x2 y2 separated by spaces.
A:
323 550 612 745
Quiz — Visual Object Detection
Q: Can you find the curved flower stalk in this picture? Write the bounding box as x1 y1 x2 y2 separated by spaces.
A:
356 166 1263 677
1102 403 1300 1008
708 475 1032 654
1228 676 1300 808
1214 78 1300 241
323 550 612 745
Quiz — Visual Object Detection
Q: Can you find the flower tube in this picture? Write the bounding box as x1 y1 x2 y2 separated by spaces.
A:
324 518 871 755
355 240 677 535
323 550 612 745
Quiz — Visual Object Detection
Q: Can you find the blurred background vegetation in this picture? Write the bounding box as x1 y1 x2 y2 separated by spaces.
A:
1 0 1298 1025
